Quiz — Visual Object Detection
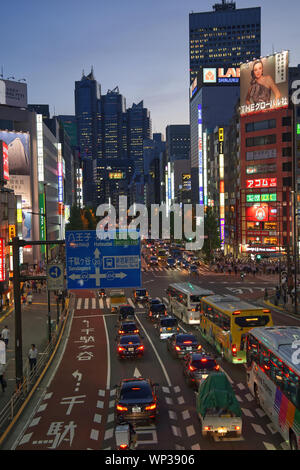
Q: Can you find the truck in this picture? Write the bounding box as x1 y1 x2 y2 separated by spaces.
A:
109 289 127 313
196 372 242 438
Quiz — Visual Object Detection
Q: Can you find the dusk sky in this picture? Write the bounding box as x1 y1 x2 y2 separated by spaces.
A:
1 0 299 137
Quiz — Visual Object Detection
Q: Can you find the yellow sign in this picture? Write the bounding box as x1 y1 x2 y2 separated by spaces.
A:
9 225 16 239
219 128 224 142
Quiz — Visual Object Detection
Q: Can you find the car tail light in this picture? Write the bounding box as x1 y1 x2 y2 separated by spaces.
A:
149 312 152 316
118 347 126 352
204 426 211 431
263 309 270 313
145 403 156 411
184 341 192 344
201 358 207 362
189 365 197 371
116 405 128 411
232 344 237 357
197 345 202 350
119 444 128 449
175 346 181 351
191 308 196 312
233 310 241 315
234 426 240 431
215 365 220 370
134 329 139 334
118 330 124 334
137 345 144 351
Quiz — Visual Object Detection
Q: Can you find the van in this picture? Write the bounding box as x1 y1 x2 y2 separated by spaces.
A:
156 316 179 339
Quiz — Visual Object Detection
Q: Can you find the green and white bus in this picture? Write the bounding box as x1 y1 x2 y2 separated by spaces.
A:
246 326 300 450
166 282 213 325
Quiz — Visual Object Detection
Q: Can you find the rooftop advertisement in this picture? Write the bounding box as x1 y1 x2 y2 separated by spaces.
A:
240 51 289 116
0 79 27 108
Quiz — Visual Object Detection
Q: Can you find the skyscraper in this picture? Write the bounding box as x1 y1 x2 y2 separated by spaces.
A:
75 68 101 206
127 101 151 177
189 1 261 83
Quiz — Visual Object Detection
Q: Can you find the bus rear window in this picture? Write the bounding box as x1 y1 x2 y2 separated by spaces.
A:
235 315 271 328
190 295 201 303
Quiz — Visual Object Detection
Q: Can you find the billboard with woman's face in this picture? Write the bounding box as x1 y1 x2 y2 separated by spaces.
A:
240 51 289 116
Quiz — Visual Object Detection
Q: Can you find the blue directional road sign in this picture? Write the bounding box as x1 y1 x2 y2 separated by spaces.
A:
65 230 141 290
47 263 64 290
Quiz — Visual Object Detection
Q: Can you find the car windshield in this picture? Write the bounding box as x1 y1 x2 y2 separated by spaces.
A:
120 382 153 400
191 358 217 370
119 306 134 315
151 304 165 312
120 335 140 345
150 257 157 260
161 318 177 327
150 299 160 304
136 289 146 295
177 334 197 344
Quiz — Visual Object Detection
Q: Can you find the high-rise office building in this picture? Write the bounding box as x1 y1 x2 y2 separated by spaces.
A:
75 68 101 206
166 125 190 162
127 101 151 177
189 1 261 83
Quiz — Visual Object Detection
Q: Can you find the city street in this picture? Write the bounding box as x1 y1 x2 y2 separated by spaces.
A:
2 264 299 451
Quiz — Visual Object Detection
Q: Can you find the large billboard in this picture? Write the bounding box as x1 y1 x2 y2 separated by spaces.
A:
0 80 27 108
0 130 32 240
240 51 289 116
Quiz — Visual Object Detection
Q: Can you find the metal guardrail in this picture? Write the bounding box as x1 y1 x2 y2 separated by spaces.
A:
0 296 72 441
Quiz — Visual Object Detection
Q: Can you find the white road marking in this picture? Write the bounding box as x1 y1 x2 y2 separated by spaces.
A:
186 425 196 437
182 410 190 420
92 298 96 309
241 408 254 418
135 316 172 386
77 298 82 309
103 316 111 390
263 442 276 450
93 414 102 424
90 429 99 440
251 423 266 435
84 298 89 309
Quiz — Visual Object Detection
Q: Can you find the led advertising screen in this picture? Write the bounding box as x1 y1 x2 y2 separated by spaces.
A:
0 130 31 240
240 51 289 116
246 204 277 222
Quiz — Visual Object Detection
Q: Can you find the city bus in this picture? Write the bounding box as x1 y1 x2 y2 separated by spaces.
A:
166 282 214 325
199 294 273 364
246 326 300 450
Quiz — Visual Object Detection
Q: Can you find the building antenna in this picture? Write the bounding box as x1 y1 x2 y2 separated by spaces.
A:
0 66 3 78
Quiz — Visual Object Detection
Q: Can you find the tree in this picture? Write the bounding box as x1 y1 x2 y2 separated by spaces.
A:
65 205 98 231
66 205 84 231
201 207 221 262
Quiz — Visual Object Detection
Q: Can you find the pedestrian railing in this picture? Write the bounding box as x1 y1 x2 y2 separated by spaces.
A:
0 295 72 443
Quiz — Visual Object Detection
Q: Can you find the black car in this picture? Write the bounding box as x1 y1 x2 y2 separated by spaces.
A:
148 256 158 266
115 378 158 424
117 335 144 359
119 305 135 322
166 257 176 269
182 353 220 388
166 333 203 358
133 288 149 303
147 303 167 322
117 321 140 337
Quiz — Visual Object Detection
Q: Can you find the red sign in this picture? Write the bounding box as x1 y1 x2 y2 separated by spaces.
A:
246 178 277 189
246 204 277 222
2 142 9 181
0 238 5 282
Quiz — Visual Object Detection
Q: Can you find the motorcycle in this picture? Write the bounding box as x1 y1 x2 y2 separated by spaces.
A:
115 422 137 450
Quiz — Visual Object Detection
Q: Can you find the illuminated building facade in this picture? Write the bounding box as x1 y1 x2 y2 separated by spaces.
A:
189 2 261 84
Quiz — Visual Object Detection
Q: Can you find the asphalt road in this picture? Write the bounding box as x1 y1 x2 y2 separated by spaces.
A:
2 261 300 451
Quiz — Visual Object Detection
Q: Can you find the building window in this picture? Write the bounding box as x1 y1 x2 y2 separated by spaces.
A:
246 135 276 147
245 119 276 132
282 147 292 157
282 132 292 142
282 116 291 126
282 162 292 172
283 177 292 186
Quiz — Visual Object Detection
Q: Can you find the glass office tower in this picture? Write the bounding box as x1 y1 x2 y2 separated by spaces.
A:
189 1 261 84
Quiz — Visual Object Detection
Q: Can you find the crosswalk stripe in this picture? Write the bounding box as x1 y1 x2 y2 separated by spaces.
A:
84 298 89 309
128 298 135 308
99 298 104 309
106 298 110 308
77 298 82 309
92 298 96 309
163 297 169 305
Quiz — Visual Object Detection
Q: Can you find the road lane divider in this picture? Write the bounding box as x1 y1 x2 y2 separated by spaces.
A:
103 315 111 390
135 315 172 387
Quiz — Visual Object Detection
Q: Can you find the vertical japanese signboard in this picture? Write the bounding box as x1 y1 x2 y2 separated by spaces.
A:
0 238 5 282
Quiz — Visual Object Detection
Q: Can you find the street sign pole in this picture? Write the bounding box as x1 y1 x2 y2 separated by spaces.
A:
12 236 23 388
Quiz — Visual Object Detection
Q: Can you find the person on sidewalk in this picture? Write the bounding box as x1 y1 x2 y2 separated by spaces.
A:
28 344 38 372
1 326 9 348
0 363 7 392
27 293 33 305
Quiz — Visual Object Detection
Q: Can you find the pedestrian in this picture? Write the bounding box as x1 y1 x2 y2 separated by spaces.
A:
0 363 7 392
27 292 33 305
1 325 9 348
28 344 38 372
264 288 268 300
22 294 26 304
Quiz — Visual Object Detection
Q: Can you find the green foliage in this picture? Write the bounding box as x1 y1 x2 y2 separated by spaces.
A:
65 205 98 231
201 207 221 261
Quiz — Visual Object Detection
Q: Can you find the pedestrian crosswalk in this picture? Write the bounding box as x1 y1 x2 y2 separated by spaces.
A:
75 296 170 311
142 265 210 274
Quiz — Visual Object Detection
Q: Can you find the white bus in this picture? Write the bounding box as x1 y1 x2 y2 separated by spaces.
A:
246 326 300 450
166 282 214 325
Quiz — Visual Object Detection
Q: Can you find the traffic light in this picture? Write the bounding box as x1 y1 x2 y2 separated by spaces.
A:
256 254 262 262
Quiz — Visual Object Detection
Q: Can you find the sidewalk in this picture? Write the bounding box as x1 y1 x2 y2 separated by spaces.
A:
264 295 300 315
0 289 59 413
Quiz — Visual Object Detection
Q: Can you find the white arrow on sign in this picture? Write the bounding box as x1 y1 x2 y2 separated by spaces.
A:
133 368 142 378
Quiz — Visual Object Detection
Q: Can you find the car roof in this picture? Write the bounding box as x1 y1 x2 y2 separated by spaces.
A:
150 303 165 308
120 378 149 386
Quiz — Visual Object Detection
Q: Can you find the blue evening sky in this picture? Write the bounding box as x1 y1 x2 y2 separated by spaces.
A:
1 0 299 137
